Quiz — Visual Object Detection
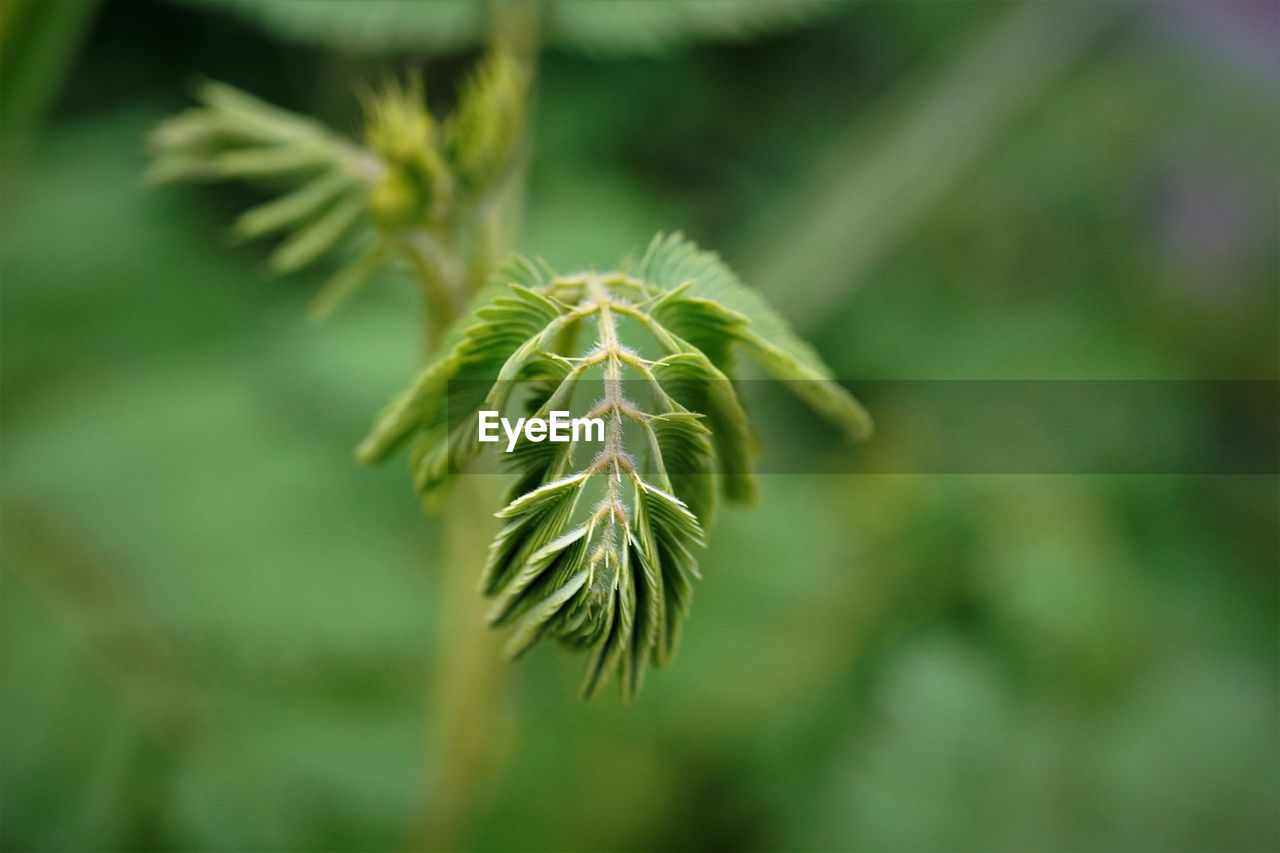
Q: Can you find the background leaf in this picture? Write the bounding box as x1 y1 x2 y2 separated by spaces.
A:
179 0 844 56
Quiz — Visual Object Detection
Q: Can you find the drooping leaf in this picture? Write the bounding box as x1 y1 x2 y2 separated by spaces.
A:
482 472 589 598
147 80 382 290
359 235 871 699
651 350 758 504
636 231 873 440
649 411 717 525
268 194 366 274
632 480 703 665
621 531 663 700
488 522 591 626
232 171 357 240
357 282 568 469
579 543 634 699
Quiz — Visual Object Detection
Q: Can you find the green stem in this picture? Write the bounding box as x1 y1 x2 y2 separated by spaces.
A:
400 231 462 348
413 475 508 852
411 2 542 848
461 200 502 296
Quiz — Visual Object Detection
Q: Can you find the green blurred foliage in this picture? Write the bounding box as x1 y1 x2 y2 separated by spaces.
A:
180 0 840 57
2 2 1277 852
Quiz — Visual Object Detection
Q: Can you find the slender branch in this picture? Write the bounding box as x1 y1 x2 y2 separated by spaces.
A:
400 231 463 346
412 3 543 848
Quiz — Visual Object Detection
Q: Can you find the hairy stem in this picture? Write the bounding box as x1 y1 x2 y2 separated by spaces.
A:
400 231 462 348
412 1 542 847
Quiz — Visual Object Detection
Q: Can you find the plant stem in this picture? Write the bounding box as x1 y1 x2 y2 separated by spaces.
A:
411 3 542 848
400 231 461 348
413 475 508 852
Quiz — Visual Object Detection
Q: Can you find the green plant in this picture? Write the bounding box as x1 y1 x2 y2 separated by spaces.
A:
148 49 869 701
359 233 870 697
148 49 527 335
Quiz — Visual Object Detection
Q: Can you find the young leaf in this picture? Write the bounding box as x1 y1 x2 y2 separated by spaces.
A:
444 47 529 195
359 235 870 699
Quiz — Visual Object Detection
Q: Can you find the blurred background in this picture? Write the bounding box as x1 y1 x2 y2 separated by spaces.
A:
2 1 1277 850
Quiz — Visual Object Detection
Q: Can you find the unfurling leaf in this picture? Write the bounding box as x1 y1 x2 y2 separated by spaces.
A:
147 49 532 323
361 233 871 699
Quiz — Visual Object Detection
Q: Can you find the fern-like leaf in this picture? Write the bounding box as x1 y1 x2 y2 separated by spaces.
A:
148 53 533 323
361 234 870 699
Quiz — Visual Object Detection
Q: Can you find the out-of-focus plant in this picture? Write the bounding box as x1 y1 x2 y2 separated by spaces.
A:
0 0 100 176
178 0 840 56
148 49 528 333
